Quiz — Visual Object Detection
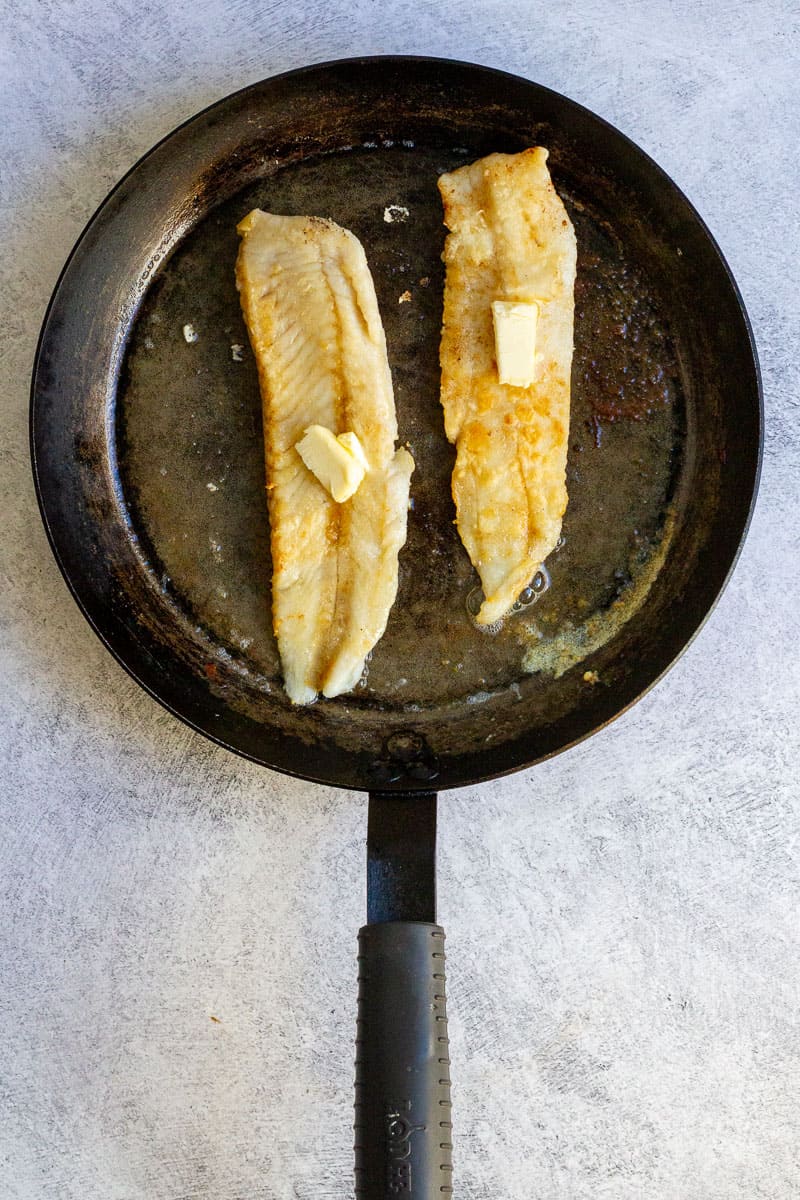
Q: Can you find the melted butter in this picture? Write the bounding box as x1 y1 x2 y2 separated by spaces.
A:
520 509 676 678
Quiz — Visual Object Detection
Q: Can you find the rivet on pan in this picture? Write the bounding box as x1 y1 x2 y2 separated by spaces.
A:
385 731 424 761
367 759 403 786
407 760 440 783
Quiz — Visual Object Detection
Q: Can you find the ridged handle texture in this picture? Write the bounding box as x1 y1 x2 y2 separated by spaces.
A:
355 923 452 1198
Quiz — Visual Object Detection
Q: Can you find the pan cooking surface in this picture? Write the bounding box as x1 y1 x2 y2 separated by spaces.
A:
32 59 760 786
118 145 682 716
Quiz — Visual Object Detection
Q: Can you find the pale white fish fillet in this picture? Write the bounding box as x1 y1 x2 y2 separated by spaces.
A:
438 147 577 625
236 210 414 704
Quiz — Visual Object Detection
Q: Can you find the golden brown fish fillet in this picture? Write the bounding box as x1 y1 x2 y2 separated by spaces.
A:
438 148 577 625
236 210 414 704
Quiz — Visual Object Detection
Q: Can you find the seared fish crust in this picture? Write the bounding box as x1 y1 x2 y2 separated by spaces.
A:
236 210 414 703
438 148 577 625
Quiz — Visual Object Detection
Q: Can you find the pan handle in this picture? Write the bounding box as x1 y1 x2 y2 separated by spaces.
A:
354 921 452 1198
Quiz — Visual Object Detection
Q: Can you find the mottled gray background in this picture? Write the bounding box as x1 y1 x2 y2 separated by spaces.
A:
2 2 799 1197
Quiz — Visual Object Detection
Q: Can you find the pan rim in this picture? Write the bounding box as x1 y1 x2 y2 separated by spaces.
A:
30 55 763 793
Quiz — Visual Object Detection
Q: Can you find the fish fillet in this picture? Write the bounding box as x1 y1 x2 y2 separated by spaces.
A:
438 148 577 625
235 210 414 704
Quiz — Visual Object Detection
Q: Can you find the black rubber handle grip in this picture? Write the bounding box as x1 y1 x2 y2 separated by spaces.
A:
355 922 452 1198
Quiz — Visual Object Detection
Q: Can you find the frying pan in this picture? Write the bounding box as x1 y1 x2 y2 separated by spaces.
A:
31 56 761 1198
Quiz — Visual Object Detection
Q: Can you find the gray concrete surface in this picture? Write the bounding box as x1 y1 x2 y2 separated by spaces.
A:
2 2 799 1197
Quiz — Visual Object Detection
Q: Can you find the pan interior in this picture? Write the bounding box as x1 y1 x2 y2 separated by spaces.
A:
116 136 684 758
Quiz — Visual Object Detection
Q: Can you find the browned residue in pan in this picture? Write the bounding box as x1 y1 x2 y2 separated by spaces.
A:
577 252 678 430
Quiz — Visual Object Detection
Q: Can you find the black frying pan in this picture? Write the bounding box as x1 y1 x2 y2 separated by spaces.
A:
31 57 761 1198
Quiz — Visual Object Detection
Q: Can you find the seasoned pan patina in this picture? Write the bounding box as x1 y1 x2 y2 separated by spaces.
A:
31 58 761 790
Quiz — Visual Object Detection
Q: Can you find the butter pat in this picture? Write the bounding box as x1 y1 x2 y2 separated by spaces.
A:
295 425 368 502
335 431 369 473
491 300 539 387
